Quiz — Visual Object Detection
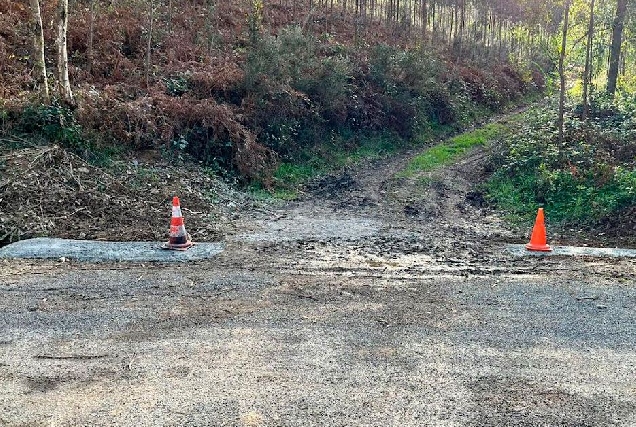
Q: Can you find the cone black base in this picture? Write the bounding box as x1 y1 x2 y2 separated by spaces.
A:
162 240 194 251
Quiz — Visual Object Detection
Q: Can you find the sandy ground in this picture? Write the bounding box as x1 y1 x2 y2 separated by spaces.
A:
1 146 635 426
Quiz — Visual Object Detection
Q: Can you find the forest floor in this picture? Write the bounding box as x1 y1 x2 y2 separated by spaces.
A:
1 132 636 425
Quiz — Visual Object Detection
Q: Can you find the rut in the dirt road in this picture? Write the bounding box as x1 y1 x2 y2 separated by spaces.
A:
279 145 515 260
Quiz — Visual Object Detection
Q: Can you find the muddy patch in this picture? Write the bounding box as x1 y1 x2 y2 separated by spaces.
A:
306 170 360 197
231 215 381 243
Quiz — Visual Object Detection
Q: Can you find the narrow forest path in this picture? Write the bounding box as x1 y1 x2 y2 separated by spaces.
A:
224 137 516 274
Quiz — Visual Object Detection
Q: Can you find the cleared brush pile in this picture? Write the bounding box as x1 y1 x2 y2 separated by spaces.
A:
0 145 224 246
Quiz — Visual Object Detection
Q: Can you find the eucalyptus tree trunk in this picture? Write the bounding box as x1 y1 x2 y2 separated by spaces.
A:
57 0 73 104
458 0 465 58
421 0 428 42
582 0 595 119
607 0 627 96
431 2 436 44
167 0 173 36
558 0 571 143
29 0 49 102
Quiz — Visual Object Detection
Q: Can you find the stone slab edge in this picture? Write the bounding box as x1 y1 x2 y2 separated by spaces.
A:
0 237 224 263
507 244 636 258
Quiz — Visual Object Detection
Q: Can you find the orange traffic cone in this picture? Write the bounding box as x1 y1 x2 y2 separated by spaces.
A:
162 196 193 250
526 207 552 252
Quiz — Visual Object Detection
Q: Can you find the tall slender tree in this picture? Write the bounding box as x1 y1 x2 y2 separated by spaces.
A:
582 0 596 119
145 0 154 88
558 0 571 142
57 0 73 104
87 0 97 75
29 0 49 102
607 0 628 96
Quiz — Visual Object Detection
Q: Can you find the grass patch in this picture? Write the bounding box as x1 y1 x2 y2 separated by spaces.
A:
253 106 523 201
400 123 505 177
348 134 403 161
274 162 319 186
250 186 299 201
486 167 636 225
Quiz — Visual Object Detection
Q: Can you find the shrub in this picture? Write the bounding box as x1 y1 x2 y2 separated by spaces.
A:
155 95 276 182
486 101 636 224
366 45 455 135
242 26 358 156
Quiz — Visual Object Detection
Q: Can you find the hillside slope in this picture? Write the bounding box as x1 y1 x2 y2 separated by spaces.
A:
0 0 544 181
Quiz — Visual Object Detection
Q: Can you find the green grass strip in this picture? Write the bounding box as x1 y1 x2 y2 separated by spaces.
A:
400 123 505 177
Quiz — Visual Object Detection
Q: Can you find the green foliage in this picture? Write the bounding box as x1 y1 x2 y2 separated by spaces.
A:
350 134 402 160
247 39 536 189
250 186 298 201
163 74 190 96
401 123 505 176
15 100 118 165
241 32 532 169
248 161 318 200
486 101 636 224
274 162 318 186
243 34 362 141
257 131 405 198
19 101 82 147
368 45 455 136
0 101 8 133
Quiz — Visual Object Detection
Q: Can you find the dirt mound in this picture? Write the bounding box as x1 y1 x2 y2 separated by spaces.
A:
0 145 225 246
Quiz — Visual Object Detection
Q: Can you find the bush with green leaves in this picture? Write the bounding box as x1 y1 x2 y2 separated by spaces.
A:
242 26 344 155
367 45 455 135
9 100 120 165
486 99 636 224
18 101 82 148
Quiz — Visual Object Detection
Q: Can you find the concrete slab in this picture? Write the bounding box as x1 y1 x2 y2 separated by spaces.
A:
0 237 224 263
507 244 636 258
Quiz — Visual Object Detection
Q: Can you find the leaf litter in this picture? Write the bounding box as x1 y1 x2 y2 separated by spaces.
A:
0 145 242 246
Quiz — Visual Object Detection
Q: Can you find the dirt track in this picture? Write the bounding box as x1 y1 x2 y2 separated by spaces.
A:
1 146 636 426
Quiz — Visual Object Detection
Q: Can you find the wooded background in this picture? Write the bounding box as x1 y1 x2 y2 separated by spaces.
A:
0 0 633 180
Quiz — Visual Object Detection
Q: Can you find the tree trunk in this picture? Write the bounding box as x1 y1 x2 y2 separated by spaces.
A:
582 0 595 119
558 1 571 143
431 2 436 44
421 0 427 42
607 0 627 96
57 0 73 104
145 0 154 88
87 0 96 75
458 0 465 58
29 0 49 102
167 0 173 36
